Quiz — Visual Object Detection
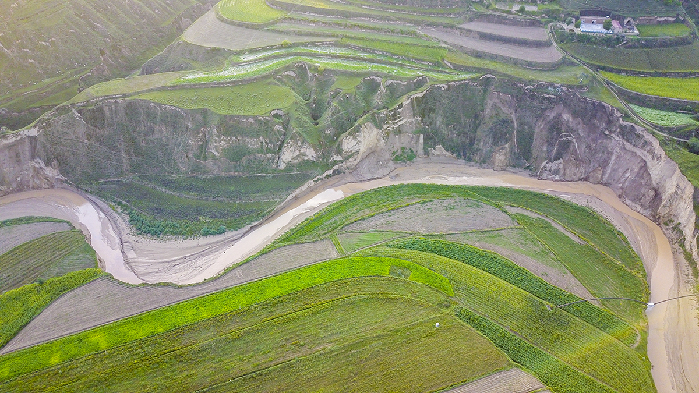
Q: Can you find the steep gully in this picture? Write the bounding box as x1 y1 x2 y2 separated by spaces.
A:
1 160 697 392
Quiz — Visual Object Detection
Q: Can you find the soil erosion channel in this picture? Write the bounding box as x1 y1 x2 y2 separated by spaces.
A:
0 161 697 393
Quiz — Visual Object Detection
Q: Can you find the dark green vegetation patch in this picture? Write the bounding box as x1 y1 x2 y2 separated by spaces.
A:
0 230 98 293
91 173 316 237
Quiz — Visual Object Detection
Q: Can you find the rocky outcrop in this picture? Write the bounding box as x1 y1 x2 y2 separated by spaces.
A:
0 129 61 197
336 78 697 256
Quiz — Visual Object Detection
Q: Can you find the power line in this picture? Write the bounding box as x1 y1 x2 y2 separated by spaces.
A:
546 294 699 311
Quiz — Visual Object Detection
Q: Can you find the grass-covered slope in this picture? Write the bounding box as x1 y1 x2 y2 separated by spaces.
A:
0 0 212 129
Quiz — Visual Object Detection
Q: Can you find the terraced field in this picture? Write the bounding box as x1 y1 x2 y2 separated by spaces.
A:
563 43 699 73
0 184 654 392
4 0 699 390
601 71 699 102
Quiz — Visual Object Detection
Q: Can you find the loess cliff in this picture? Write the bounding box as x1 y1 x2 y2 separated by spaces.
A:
1 72 696 255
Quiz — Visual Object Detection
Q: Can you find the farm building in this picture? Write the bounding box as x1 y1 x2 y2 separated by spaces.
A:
579 22 612 34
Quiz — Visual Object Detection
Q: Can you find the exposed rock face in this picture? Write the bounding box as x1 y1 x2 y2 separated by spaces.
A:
1 75 696 255
0 129 61 197
337 79 697 255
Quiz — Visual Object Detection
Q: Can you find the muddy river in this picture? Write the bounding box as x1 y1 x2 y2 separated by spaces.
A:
0 161 697 392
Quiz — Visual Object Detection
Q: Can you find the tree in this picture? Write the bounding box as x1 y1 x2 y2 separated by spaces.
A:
603 19 613 31
575 19 581 28
687 137 699 154
518 5 525 13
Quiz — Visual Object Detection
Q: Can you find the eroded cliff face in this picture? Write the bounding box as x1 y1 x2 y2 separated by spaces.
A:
0 129 61 196
1 74 696 255
337 78 697 255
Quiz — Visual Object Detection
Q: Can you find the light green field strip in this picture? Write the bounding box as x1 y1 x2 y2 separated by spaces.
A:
340 0 468 14
69 72 187 103
338 231 404 254
444 51 586 85
342 38 448 62
0 257 451 382
231 44 442 67
217 0 286 24
133 80 297 115
629 103 699 127
0 269 106 350
361 247 653 393
601 71 699 102
179 55 475 84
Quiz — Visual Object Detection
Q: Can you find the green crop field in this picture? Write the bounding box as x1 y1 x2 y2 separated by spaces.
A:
0 216 67 228
602 71 699 102
0 185 655 392
564 42 699 72
444 51 586 85
134 80 298 115
90 173 316 237
382 239 637 344
445 227 568 272
217 0 286 24
357 247 653 393
138 173 314 201
629 104 699 127
0 277 507 392
0 230 98 293
0 269 105 350
663 140 699 186
0 257 452 382
514 214 647 325
637 23 692 37
467 186 645 274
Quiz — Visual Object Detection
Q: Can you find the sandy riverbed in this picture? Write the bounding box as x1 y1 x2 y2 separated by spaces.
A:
0 159 697 392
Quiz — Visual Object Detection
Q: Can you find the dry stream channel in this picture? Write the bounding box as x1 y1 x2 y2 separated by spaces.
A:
1 160 697 393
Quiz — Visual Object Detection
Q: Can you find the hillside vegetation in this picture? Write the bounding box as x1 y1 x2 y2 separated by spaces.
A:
0 0 214 129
